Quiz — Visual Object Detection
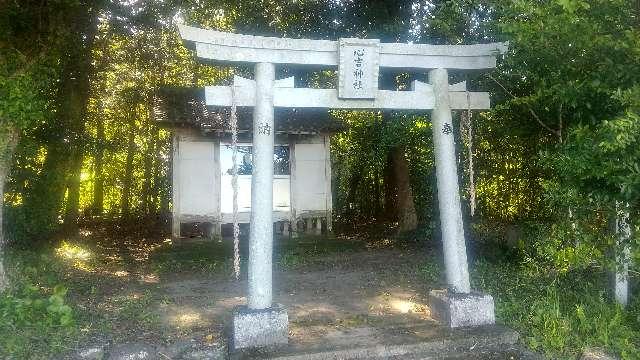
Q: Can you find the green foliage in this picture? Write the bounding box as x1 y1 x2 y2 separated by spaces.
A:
533 87 640 273
544 88 640 206
0 250 77 358
0 59 49 132
331 111 434 223
472 257 640 359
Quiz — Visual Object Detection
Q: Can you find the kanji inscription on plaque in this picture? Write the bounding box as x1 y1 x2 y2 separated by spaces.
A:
338 38 380 99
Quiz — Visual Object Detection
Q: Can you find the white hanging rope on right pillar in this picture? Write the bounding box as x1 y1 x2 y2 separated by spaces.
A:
466 87 476 217
231 84 241 280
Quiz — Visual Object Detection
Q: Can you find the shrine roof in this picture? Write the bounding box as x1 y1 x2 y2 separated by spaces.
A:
153 87 344 134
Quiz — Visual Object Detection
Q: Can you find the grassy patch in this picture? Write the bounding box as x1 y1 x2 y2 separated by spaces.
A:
470 258 640 359
0 248 80 359
276 234 365 269
148 240 231 275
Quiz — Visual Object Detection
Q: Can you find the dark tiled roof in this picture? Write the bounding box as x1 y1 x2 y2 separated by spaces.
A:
154 87 343 134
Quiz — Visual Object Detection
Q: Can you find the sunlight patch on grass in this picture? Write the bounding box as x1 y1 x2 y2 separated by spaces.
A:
371 291 428 316
391 299 427 314
56 241 95 272
56 241 92 261
174 311 202 328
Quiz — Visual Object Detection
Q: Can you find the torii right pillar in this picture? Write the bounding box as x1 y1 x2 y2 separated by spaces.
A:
428 68 496 328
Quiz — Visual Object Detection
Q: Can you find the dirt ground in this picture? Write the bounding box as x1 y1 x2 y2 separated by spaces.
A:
58 230 443 352
156 246 436 344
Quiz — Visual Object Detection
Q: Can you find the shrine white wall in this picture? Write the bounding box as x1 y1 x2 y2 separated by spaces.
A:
171 128 221 239
290 136 332 218
171 129 332 238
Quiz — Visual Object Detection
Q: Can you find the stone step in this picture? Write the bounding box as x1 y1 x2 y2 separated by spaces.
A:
233 325 529 360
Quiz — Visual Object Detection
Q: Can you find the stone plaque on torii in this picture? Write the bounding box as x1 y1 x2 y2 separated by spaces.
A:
178 24 508 350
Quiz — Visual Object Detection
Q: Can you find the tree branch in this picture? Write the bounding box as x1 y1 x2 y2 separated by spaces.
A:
487 73 563 141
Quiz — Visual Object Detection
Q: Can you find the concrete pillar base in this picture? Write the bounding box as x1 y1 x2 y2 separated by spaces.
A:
429 289 495 328
230 304 288 351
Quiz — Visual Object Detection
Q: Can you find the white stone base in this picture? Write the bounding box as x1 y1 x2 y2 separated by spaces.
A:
429 289 495 328
231 304 288 351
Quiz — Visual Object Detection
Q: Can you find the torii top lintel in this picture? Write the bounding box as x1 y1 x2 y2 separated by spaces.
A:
178 25 508 70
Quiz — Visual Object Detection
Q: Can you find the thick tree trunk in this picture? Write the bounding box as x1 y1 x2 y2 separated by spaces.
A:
390 146 418 231
24 1 98 235
59 3 97 232
0 126 20 292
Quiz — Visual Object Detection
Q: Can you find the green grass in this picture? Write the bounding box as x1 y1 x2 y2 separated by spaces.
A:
470 257 640 359
276 234 366 269
149 240 231 275
0 248 80 359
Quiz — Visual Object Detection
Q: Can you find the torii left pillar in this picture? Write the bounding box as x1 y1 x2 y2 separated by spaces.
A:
231 62 289 351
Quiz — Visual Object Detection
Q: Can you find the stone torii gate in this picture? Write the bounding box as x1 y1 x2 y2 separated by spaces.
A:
178 25 508 350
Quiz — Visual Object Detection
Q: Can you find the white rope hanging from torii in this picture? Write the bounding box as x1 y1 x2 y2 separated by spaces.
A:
230 83 241 280
465 82 476 217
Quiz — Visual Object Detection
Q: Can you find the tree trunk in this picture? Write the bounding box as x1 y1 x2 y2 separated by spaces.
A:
374 167 383 218
93 111 105 216
0 126 20 292
384 150 397 221
390 146 418 231
64 148 83 229
24 1 98 236
150 126 161 214
60 3 98 232
142 101 156 215
142 136 153 215
121 107 137 218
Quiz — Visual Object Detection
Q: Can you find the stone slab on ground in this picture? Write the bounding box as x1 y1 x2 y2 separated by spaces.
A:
580 348 619 360
75 346 106 360
429 289 495 328
231 304 288 351
159 338 227 360
230 320 520 360
106 342 158 360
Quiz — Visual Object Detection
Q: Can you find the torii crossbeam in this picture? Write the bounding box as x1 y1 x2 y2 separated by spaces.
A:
178 24 508 350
